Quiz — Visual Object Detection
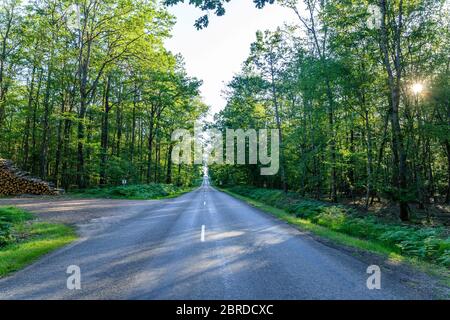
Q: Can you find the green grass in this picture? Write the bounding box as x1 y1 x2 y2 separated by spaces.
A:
69 183 195 200
220 187 450 282
0 207 76 277
221 186 450 267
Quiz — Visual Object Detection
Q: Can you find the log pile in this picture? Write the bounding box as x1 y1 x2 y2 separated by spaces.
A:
0 159 61 196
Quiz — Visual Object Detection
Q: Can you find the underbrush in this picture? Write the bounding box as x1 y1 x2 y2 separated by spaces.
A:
226 186 450 267
70 183 192 200
0 206 76 276
0 207 33 247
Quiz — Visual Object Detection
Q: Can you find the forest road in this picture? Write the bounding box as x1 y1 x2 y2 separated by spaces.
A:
0 177 437 299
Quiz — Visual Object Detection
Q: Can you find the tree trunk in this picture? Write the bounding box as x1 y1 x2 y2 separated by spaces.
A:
379 0 409 221
54 94 66 187
61 114 73 191
100 76 111 185
147 114 154 183
154 134 160 182
31 70 44 176
22 65 36 171
364 109 373 209
325 79 338 202
445 141 450 204
270 62 287 193
130 84 138 164
166 144 173 184
116 105 122 157
39 56 54 179
0 5 13 128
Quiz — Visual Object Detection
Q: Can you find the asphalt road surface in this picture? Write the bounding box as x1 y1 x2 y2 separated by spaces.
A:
0 178 435 299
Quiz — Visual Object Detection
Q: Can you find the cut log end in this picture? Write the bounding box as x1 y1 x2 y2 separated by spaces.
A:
0 159 63 196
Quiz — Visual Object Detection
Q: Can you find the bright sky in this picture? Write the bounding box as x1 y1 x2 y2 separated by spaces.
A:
164 1 298 118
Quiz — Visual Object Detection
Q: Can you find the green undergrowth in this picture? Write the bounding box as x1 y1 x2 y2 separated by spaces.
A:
70 183 194 200
0 206 76 277
223 186 450 268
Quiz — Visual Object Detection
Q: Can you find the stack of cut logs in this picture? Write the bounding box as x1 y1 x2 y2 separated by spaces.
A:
0 159 60 196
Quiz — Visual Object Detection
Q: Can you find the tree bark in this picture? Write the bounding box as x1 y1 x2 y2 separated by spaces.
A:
166 144 173 184
269 60 287 193
445 141 450 204
379 0 409 221
22 65 36 171
100 76 111 185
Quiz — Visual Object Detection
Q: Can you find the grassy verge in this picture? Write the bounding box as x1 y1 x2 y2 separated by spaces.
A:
219 187 450 282
69 183 195 200
0 206 76 277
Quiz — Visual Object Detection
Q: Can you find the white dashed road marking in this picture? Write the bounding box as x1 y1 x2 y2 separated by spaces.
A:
201 225 205 242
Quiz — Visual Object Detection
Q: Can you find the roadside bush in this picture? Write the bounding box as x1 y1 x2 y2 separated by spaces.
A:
72 183 190 200
227 186 450 266
0 220 14 247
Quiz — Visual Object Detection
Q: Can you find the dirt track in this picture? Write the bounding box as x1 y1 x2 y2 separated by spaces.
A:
0 196 160 233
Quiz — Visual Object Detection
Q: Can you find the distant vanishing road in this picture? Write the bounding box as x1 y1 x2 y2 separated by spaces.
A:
0 178 437 299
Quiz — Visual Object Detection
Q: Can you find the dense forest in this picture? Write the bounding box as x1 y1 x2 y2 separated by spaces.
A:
1 0 449 222
208 0 450 221
1 0 450 297
0 0 207 191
